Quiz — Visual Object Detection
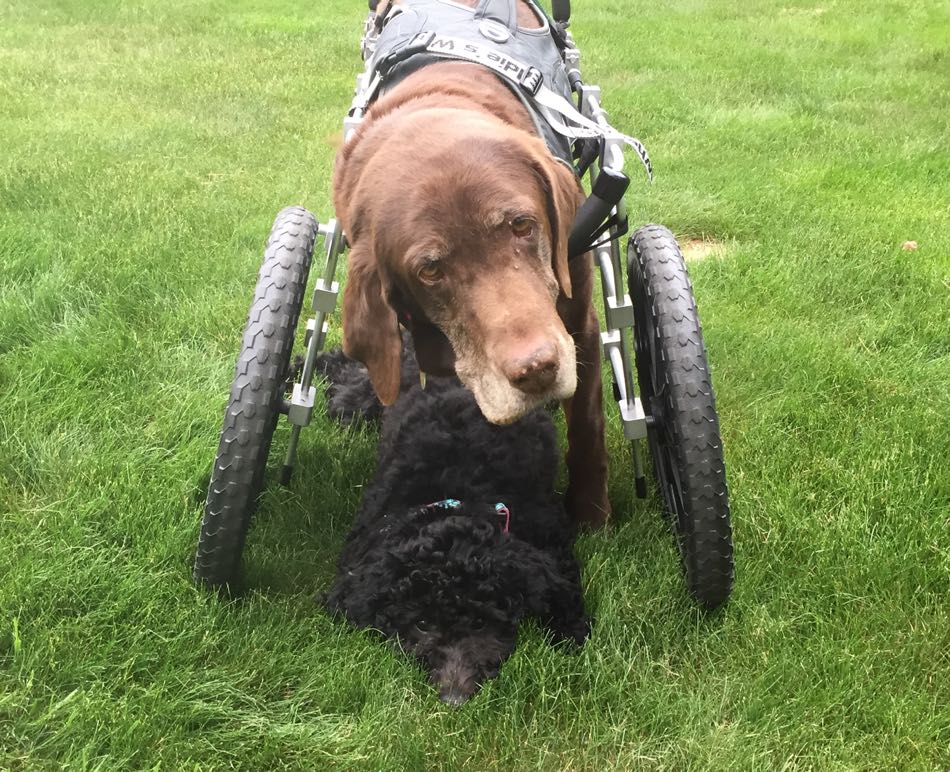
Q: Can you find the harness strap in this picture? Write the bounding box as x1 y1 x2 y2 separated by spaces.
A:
384 31 653 181
532 87 653 181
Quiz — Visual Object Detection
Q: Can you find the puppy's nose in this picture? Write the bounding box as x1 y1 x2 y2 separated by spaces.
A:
504 343 559 395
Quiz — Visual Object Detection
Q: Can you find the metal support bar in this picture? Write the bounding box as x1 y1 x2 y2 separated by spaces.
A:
578 72 650 453
287 382 316 427
601 330 647 440
344 115 362 139
315 319 329 353
281 218 347 481
578 84 601 116
600 330 624 397
296 220 342 394
595 245 617 301
311 279 339 314
282 19 369 484
618 397 648 440
280 426 302 486
631 440 648 498
605 293 635 331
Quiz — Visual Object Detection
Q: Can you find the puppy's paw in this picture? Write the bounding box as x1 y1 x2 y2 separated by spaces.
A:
548 615 591 648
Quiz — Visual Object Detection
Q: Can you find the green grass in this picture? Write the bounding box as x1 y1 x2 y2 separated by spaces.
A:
1 0 948 767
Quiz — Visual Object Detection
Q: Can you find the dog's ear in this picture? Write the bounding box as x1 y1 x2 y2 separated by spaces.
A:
342 243 403 405
533 155 581 300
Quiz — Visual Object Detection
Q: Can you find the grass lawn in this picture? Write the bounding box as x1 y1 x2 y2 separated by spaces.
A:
1 0 948 767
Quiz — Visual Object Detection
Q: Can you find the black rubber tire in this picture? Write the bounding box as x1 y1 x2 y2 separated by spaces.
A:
193 206 318 590
628 225 734 609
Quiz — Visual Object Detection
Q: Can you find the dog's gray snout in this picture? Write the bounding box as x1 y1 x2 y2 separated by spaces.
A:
504 342 559 395
432 645 479 706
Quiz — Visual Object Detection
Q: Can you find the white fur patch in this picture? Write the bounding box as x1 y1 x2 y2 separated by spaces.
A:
455 330 577 424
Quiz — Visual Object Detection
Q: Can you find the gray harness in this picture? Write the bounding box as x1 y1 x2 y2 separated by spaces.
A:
355 0 653 184
369 0 576 165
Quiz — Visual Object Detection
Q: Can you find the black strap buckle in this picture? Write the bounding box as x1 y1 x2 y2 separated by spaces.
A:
376 31 436 76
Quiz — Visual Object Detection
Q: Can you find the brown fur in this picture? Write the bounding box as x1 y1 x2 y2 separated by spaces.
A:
333 27 610 526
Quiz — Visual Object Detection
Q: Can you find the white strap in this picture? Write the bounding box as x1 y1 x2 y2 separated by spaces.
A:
531 87 653 181
404 32 653 180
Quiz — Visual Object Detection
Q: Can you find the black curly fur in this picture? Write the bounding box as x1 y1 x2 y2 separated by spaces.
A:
319 345 588 705
315 345 412 426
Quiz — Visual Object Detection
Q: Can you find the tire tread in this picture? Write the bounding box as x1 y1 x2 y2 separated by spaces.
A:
193 206 318 589
629 225 734 609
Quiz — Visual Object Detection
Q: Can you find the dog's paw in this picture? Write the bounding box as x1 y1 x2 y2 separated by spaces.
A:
548 615 591 648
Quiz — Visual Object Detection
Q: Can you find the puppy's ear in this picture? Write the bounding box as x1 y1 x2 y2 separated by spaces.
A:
342 243 403 405
534 155 582 300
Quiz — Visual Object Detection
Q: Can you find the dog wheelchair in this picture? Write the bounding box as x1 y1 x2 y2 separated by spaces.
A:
193 0 734 610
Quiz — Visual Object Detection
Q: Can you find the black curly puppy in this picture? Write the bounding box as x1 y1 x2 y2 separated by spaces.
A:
319 347 589 705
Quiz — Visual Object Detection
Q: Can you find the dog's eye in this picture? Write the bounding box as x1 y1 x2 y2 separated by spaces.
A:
415 619 433 633
417 260 442 284
471 618 485 631
510 216 535 238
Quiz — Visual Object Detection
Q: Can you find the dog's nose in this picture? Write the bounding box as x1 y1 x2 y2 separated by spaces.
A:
504 343 559 395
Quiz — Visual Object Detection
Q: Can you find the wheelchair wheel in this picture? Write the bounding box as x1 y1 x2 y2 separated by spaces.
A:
627 225 734 609
193 206 318 590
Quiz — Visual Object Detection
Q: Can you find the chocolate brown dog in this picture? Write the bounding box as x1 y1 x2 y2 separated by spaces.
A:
333 1 609 526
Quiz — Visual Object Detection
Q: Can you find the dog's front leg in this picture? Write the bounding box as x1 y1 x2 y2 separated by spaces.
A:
559 268 611 528
538 556 591 646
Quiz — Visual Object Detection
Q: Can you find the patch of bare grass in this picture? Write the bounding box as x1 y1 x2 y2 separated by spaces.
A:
679 236 727 262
